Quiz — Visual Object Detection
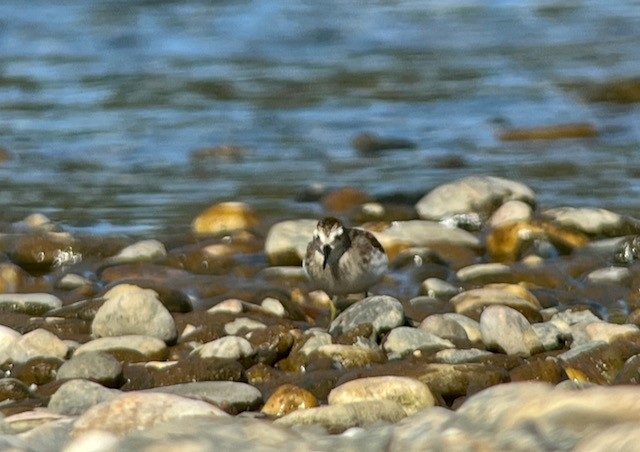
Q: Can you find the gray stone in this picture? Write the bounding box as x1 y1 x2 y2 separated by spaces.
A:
376 220 481 249
434 348 495 364
0 325 21 364
489 200 534 227
10 328 69 364
298 330 333 355
14 418 75 452
72 393 229 437
416 176 535 221
48 379 121 415
330 295 404 337
106 239 167 264
193 336 254 360
480 305 543 357
542 207 631 236
328 376 435 416
420 278 461 299
264 219 317 266
456 263 512 283
441 313 482 342
586 266 631 285
0 293 62 315
274 400 407 434
141 381 262 414
74 335 167 360
56 352 123 387
224 317 267 336
91 284 177 343
419 315 470 342
532 322 567 351
383 326 454 359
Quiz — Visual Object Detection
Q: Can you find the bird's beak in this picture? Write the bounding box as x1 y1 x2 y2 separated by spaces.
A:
322 245 332 269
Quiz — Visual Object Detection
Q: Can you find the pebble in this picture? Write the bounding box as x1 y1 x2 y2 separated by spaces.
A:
10 328 69 364
376 220 481 251
0 325 21 364
224 317 267 336
74 335 168 361
192 201 259 235
480 305 543 357
328 376 434 415
0 293 62 315
261 384 319 417
419 315 471 343
419 278 461 299
72 392 229 437
585 266 631 285
542 206 635 236
48 379 121 415
382 326 455 359
56 351 123 387
141 381 262 414
193 336 254 360
329 295 404 337
91 284 177 343
488 199 534 227
450 287 542 322
105 239 167 264
415 176 535 221
274 400 407 434
264 219 317 266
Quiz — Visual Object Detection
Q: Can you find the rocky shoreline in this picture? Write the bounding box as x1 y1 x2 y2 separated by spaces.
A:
2 175 640 451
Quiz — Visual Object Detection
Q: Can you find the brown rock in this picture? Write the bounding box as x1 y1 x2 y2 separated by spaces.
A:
509 357 565 383
0 378 31 402
7 233 75 274
558 339 640 384
498 123 598 141
11 356 64 386
261 383 318 417
192 202 259 235
321 188 372 214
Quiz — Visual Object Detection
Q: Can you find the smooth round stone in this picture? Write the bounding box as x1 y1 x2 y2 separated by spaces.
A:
542 207 632 236
105 239 166 264
403 296 453 323
586 266 631 285
55 273 92 290
450 287 542 322
313 344 387 369
48 379 121 415
0 325 21 364
376 220 481 250
550 308 602 326
440 313 482 343
261 384 319 417
274 400 407 434
264 219 317 266
0 263 29 293
329 376 434 415
480 305 543 357
207 298 244 314
56 351 123 387
72 393 229 437
582 322 640 344
419 315 470 343
193 336 254 360
416 176 535 221
456 263 512 283
420 278 461 299
141 381 262 414
330 295 404 337
192 202 259 235
7 232 75 272
10 328 69 364
74 335 168 361
261 297 286 317
91 284 177 343
434 348 495 364
383 326 455 359
11 213 53 232
224 318 266 336
0 293 62 315
489 200 534 228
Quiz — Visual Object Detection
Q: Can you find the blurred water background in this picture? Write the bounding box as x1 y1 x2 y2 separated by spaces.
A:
0 0 639 236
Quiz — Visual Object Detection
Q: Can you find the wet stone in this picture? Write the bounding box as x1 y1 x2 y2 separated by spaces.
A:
192 202 259 235
56 351 123 388
105 239 167 264
0 293 62 316
586 266 631 285
264 219 317 266
402 296 454 323
11 356 64 386
224 317 267 336
434 348 495 364
329 295 404 338
488 200 534 228
542 206 638 236
74 335 168 361
72 392 229 437
450 287 542 323
310 344 387 369
0 378 32 402
558 339 640 384
47 379 120 416
141 381 262 415
382 326 455 359
10 329 69 364
91 284 177 344
415 176 535 222
420 278 461 300
274 400 407 434
192 336 254 360
7 233 75 273
261 384 319 417
328 376 435 416
420 315 471 345
480 305 543 357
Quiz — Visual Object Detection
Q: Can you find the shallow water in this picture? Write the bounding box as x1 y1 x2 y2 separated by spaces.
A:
1 0 640 235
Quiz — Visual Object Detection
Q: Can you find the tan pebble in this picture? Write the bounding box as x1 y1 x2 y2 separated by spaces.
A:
192 202 259 235
261 384 319 417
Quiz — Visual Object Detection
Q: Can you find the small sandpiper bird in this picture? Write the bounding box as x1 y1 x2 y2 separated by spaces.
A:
303 217 388 319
